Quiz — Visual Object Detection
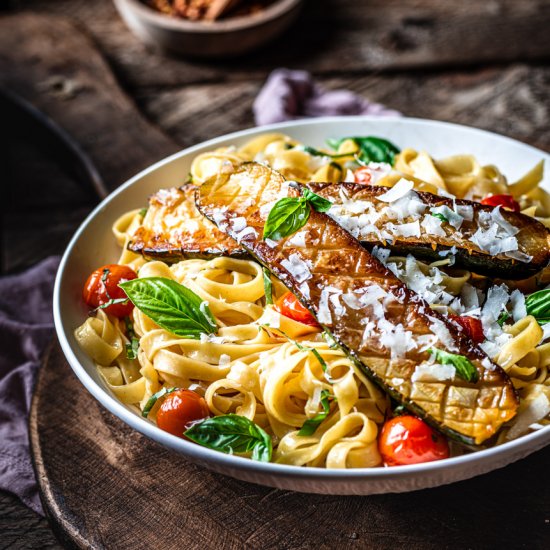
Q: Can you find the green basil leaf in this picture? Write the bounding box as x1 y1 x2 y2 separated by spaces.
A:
277 329 333 383
126 337 139 360
497 311 510 327
525 289 550 324
142 387 179 417
263 267 273 305
298 389 335 436
327 136 400 165
302 187 333 213
428 348 479 383
431 212 448 223
138 207 148 218
185 414 272 462
95 297 128 311
263 197 310 241
119 277 217 339
300 145 350 159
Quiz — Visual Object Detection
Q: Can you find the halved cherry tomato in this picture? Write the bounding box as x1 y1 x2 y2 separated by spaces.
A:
378 415 450 466
274 291 321 327
157 389 210 437
353 167 372 184
83 264 137 318
480 194 520 212
449 314 485 344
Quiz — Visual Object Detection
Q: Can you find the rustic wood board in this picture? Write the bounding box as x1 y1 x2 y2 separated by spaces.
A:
0 12 177 191
30 340 550 550
19 0 550 88
0 12 178 274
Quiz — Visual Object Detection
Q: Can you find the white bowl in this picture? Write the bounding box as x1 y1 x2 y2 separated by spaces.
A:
54 116 550 495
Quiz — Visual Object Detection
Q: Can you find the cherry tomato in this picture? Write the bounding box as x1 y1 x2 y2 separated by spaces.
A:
378 415 450 466
274 291 320 327
353 167 372 184
157 390 210 437
449 314 485 344
480 194 520 212
83 264 137 318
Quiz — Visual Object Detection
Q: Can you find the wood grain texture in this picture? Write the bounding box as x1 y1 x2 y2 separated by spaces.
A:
30 341 550 550
17 0 550 88
137 64 550 151
0 12 178 191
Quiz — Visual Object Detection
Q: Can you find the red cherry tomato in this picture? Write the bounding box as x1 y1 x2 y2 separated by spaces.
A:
157 390 210 437
274 291 321 327
353 167 372 184
450 314 485 344
83 264 138 318
480 194 520 212
378 415 450 466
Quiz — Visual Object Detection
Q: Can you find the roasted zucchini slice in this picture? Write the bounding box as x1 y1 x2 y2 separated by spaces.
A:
307 182 550 280
196 163 519 445
128 184 246 261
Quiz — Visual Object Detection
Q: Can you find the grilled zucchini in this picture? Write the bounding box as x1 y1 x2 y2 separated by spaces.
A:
128 184 246 261
196 163 518 445
307 182 550 280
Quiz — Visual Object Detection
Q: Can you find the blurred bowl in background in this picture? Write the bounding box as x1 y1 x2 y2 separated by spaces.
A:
112 0 304 58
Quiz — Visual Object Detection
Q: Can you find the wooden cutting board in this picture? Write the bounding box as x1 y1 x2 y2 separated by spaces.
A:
30 341 550 549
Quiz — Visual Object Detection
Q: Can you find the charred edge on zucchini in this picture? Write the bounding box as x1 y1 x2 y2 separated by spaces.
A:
195 163 519 446
306 182 550 280
127 184 248 262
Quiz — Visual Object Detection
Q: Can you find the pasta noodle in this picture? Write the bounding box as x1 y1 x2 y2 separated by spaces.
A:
75 131 550 468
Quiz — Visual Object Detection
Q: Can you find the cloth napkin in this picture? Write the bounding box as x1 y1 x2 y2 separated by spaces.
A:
0 70 398 517
253 68 401 125
0 256 60 515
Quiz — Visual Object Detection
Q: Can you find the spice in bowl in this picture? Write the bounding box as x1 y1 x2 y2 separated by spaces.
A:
146 0 277 21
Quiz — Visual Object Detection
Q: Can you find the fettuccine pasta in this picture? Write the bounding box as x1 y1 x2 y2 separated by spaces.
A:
75 132 550 468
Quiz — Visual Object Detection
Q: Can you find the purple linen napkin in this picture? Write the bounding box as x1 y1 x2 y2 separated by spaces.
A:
0 256 60 515
1 70 398 517
253 68 401 125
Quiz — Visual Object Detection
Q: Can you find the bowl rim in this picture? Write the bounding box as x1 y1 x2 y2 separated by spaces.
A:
115 0 303 33
54 115 550 482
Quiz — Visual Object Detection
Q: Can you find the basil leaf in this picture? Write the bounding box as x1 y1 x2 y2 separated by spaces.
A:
302 187 333 213
327 136 400 165
298 389 335 436
497 311 510 326
525 289 550 325
138 207 148 218
300 145 350 159
263 267 273 305
431 212 448 223
119 277 217 339
323 330 339 350
278 329 333 383
126 337 139 360
95 297 129 311
263 197 310 241
428 348 479 383
142 387 179 417
185 414 272 462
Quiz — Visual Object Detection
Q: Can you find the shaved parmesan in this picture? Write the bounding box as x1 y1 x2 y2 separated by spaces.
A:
421 214 446 237
234 226 257 243
510 289 527 322
430 205 464 229
506 393 550 440
377 178 414 202
411 363 456 382
386 221 421 238
281 253 312 283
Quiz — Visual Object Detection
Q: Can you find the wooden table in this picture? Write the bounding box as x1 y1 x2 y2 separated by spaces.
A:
1 0 549 547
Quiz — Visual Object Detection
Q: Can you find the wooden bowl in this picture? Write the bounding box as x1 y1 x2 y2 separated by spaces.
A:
112 0 304 58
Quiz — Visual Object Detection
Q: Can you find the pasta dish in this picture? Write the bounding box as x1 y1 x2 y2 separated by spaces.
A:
74 133 550 468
